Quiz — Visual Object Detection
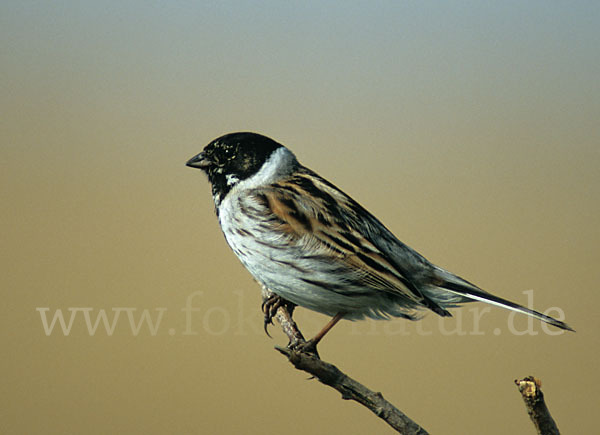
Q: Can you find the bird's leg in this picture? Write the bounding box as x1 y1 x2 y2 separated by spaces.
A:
262 293 296 337
292 312 345 356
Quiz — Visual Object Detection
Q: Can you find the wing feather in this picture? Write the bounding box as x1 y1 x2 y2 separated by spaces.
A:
250 169 451 316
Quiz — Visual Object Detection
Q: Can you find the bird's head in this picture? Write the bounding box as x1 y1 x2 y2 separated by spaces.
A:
186 132 297 205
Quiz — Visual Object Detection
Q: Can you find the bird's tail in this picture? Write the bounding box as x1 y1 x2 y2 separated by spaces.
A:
429 269 574 332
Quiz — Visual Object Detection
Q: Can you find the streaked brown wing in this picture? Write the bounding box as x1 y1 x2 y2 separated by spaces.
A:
249 173 429 307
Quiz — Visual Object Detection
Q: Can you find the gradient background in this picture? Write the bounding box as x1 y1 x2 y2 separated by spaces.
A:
2 1 599 434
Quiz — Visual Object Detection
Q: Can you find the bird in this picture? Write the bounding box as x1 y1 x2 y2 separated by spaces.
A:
186 132 573 352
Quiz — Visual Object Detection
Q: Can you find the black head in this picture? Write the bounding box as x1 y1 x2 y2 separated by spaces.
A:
186 132 288 203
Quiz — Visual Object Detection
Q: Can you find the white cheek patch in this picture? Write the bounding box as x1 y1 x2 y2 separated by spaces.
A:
226 174 239 186
232 147 297 192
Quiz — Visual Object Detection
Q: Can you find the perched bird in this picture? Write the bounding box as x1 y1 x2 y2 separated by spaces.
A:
186 132 573 351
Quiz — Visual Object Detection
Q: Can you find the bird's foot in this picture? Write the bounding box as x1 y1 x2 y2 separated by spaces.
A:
261 294 296 337
288 338 320 359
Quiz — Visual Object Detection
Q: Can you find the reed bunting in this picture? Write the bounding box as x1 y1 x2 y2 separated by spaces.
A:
186 132 573 350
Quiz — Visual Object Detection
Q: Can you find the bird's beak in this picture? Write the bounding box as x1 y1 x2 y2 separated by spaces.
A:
186 152 211 170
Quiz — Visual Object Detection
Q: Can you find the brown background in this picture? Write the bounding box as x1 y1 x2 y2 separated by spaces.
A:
2 2 599 434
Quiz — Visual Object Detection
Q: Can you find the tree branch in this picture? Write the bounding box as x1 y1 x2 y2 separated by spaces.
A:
275 346 429 434
515 376 560 435
262 289 428 434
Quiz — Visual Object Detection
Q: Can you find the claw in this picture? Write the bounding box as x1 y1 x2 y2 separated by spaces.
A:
263 314 273 338
289 339 320 359
285 312 344 359
261 294 295 337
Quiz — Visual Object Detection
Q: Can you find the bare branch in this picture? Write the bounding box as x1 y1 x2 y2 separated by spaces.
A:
262 289 428 434
276 346 429 434
515 376 560 435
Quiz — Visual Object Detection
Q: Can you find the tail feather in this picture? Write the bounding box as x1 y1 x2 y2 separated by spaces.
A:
439 280 574 332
